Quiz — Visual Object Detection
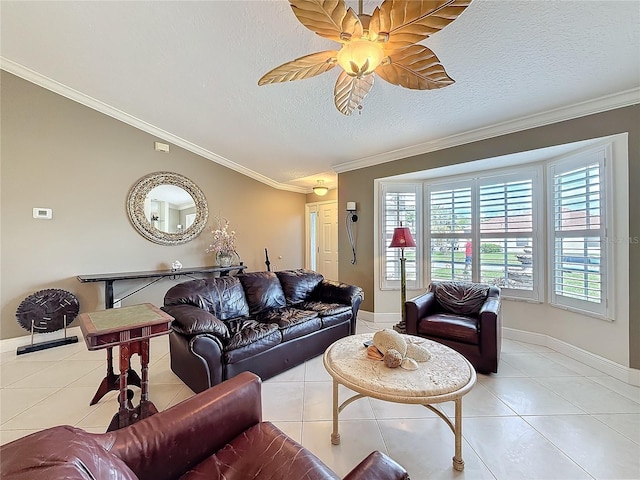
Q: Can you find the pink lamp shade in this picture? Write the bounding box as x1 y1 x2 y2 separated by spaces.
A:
389 227 416 248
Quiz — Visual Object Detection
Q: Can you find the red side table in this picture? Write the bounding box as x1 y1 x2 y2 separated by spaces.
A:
78 303 173 431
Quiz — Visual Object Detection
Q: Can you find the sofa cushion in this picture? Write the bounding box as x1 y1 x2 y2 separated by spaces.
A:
209 276 250 320
319 310 352 329
0 426 138 480
179 422 339 480
276 269 324 305
418 313 479 345
224 319 281 363
164 277 249 320
300 301 351 317
257 307 322 341
430 281 489 316
164 304 230 339
239 272 286 315
256 307 318 327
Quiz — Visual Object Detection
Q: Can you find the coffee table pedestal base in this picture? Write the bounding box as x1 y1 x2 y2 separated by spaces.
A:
330 379 467 471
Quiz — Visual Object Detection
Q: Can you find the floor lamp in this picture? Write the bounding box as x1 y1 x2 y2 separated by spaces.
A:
389 224 416 334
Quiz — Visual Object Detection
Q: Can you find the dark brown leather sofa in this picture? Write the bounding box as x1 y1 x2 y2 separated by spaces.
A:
1 372 409 480
405 281 501 373
163 269 364 393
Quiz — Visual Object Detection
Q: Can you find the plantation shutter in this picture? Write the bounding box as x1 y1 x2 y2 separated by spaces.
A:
381 183 421 289
549 148 607 316
427 182 472 282
478 174 537 298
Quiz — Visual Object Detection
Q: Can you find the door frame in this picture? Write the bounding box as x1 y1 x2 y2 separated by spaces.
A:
305 200 338 271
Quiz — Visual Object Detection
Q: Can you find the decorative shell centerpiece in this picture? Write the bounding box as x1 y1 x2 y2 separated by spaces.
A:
366 329 431 370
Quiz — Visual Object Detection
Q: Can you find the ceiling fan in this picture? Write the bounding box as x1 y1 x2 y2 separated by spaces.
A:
259 0 471 116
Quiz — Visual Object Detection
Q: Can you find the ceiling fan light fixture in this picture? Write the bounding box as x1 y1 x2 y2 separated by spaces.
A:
259 0 471 115
337 39 384 77
313 180 329 196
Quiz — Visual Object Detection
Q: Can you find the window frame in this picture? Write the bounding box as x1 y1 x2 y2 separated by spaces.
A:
425 178 475 285
425 167 542 302
379 182 422 291
547 145 614 320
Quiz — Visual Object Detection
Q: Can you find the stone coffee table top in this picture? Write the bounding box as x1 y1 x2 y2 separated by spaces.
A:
324 332 475 403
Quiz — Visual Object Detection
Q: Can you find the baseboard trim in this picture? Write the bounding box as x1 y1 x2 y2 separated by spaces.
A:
0 327 82 355
4 323 637 386
503 327 640 386
357 310 398 323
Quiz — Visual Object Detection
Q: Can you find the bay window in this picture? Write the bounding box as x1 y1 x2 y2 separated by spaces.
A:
379 143 614 315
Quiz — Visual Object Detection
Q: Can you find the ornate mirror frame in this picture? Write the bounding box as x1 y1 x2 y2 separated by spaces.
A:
127 171 209 246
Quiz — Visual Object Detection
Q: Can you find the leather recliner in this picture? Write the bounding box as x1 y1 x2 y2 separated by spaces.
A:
405 281 501 373
0 372 409 480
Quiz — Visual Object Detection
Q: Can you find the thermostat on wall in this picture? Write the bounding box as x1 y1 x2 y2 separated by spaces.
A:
33 207 52 219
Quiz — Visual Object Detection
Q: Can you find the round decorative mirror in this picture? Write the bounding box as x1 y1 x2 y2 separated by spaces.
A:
127 172 208 245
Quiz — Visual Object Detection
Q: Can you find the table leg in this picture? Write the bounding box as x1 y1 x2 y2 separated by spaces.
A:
137 339 158 419
331 379 341 445
104 281 115 309
90 347 141 405
117 342 131 430
106 339 160 431
452 398 465 471
140 339 149 402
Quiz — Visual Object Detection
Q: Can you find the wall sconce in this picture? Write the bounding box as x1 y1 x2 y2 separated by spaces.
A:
313 180 329 196
346 202 358 264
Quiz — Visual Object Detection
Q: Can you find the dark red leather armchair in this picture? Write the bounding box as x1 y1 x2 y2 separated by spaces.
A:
0 372 408 480
405 281 501 374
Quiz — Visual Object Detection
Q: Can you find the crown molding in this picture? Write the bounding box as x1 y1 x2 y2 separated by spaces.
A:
333 87 640 174
0 58 308 194
4 57 637 187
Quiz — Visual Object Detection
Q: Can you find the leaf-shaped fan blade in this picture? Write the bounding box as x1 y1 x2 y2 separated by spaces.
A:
290 0 363 42
334 70 375 115
367 7 383 41
375 45 454 90
371 0 471 49
258 51 339 85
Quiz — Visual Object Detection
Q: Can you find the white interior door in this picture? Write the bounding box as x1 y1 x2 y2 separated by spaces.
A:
306 201 338 280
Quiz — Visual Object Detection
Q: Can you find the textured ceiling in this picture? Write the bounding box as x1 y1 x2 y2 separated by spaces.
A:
1 1 639 192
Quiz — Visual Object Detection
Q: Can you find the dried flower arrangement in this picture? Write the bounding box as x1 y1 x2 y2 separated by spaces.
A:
205 216 237 256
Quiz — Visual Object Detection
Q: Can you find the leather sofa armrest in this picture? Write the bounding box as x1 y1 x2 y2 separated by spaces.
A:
103 372 262 480
316 280 364 335
480 297 500 317
405 291 437 335
162 304 229 339
343 451 409 480
478 286 502 372
479 286 501 321
316 280 364 306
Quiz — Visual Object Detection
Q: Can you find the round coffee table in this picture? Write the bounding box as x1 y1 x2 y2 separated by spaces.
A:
323 332 476 471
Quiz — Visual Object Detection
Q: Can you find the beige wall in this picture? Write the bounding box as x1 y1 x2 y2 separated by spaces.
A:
0 72 306 340
338 105 640 369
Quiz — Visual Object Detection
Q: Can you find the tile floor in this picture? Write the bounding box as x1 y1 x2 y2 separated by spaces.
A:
1 321 639 480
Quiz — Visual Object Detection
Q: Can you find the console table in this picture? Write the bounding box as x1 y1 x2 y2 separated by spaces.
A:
77 265 246 309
